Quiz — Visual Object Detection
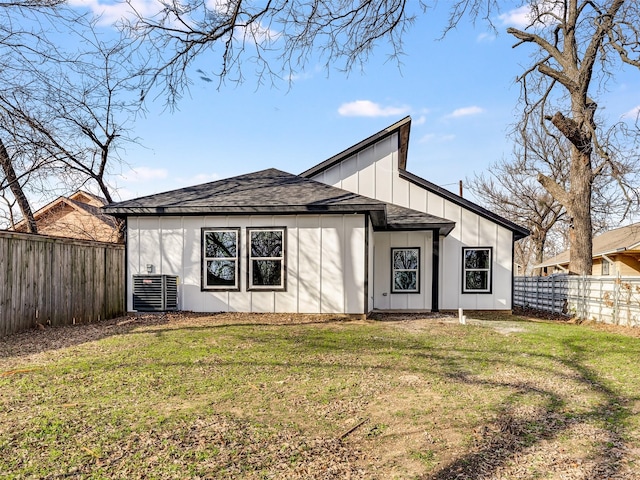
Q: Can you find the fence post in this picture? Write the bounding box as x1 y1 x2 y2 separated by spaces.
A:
551 275 556 314
614 273 620 325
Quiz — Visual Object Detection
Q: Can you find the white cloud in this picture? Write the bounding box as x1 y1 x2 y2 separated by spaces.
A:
113 169 221 200
337 100 411 118
476 32 496 43
622 105 640 121
68 0 156 25
413 115 427 126
68 0 278 39
498 5 531 28
119 166 169 183
499 3 563 28
418 133 455 144
445 106 484 119
179 173 221 184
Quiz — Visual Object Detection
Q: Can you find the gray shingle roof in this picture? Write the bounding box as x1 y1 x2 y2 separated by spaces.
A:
104 168 454 235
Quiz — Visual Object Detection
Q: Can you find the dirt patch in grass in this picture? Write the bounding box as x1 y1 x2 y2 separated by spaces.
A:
47 414 369 479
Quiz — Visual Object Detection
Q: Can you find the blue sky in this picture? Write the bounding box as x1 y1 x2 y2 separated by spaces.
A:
69 1 640 204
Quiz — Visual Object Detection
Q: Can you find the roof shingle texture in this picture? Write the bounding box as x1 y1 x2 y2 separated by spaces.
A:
105 168 454 234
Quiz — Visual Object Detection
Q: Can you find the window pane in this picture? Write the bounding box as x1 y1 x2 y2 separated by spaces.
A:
394 271 417 291
251 231 283 258
465 249 490 269
465 271 488 291
207 260 236 286
393 250 418 270
252 260 282 286
206 231 237 258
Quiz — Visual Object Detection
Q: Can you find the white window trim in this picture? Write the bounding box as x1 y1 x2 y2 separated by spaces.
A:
247 227 286 291
601 259 611 276
391 247 420 294
202 228 240 291
462 247 493 294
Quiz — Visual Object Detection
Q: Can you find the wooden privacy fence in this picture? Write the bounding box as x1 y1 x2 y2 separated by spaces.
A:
0 231 125 336
515 274 640 327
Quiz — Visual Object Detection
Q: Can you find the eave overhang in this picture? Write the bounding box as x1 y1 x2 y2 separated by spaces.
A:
399 169 530 241
104 203 390 227
378 222 455 237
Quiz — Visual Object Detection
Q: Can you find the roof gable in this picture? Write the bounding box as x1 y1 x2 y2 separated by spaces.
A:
300 116 529 240
69 190 107 207
300 116 411 178
13 191 114 231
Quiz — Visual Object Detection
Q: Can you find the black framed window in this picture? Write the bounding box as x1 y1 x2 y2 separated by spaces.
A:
462 247 492 293
601 259 611 276
202 228 240 290
248 228 286 290
391 248 420 293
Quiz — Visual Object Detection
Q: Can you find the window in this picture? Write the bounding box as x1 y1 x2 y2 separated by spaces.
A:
391 248 420 293
248 228 286 290
202 229 240 290
462 247 492 293
601 259 611 276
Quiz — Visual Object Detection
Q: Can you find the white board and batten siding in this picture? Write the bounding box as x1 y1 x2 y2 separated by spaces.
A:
372 231 433 310
127 214 367 314
309 132 514 311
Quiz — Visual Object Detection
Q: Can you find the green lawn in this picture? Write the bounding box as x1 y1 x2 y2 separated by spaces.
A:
1 312 639 479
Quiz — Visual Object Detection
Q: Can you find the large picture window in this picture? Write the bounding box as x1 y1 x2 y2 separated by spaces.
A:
462 247 492 293
248 228 286 290
202 228 240 290
391 248 420 293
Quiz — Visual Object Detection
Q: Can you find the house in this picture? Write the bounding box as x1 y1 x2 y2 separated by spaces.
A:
536 222 640 276
11 191 121 243
104 117 529 314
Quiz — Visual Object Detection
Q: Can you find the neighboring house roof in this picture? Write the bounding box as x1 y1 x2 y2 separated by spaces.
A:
11 190 119 242
104 168 455 236
536 222 640 268
300 117 530 241
69 190 108 207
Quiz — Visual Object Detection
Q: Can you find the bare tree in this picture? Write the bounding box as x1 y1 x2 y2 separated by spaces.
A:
0 0 69 232
23 19 144 204
0 7 144 234
468 123 568 275
127 1 640 275
0 139 38 232
504 1 640 274
124 0 418 104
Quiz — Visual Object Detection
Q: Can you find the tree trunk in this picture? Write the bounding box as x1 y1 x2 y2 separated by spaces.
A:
0 137 37 233
531 235 546 277
567 147 593 275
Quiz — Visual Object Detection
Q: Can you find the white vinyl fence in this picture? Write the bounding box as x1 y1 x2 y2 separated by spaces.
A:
514 274 640 327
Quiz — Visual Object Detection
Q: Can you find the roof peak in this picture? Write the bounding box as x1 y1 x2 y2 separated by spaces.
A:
300 116 411 178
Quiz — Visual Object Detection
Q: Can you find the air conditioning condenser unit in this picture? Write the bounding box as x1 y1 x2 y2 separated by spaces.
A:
132 274 178 312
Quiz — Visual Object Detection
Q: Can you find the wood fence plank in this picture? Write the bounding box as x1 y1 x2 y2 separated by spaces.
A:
0 231 124 336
